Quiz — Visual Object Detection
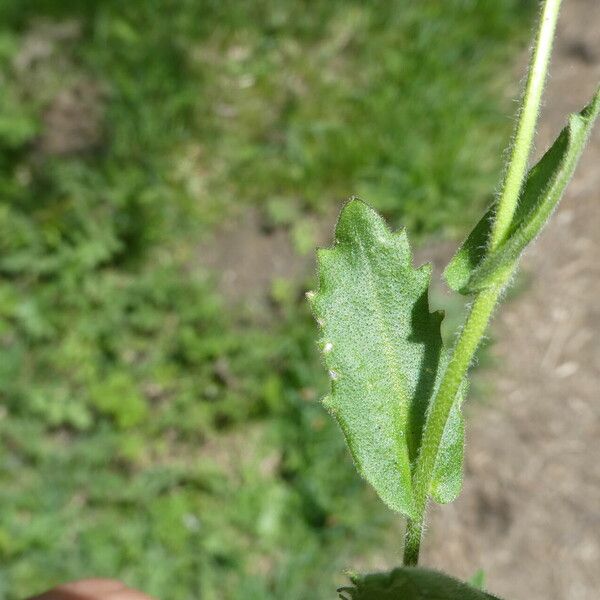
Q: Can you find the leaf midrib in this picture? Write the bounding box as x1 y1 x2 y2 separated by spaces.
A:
356 237 412 485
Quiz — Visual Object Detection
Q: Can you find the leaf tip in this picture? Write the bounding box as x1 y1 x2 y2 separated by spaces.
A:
335 198 387 245
580 85 600 123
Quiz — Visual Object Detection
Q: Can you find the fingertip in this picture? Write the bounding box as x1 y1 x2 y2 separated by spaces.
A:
105 591 156 600
58 579 127 594
28 579 127 599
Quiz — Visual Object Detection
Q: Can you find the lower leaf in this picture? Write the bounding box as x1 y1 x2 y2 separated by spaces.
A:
430 384 465 504
338 567 502 600
310 200 466 518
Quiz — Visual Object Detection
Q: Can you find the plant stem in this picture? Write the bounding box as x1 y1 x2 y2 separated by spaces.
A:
403 0 563 566
489 0 563 249
404 287 501 565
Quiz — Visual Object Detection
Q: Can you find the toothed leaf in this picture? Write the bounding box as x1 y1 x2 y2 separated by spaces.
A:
445 88 600 294
338 567 502 600
309 200 464 517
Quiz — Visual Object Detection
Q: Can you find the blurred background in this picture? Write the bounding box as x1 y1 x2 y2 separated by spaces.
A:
1 1 599 599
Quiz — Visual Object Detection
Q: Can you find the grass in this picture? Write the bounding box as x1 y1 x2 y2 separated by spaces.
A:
0 1 534 598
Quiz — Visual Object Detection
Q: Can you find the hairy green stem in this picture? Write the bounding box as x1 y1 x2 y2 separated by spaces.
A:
403 0 562 566
404 287 501 565
489 0 563 249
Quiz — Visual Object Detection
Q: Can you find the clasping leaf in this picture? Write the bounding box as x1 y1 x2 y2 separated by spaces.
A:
309 200 464 518
445 88 600 295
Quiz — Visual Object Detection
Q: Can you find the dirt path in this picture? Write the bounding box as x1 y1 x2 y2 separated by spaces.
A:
423 2 600 598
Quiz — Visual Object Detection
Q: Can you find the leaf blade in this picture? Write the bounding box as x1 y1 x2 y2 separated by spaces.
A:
338 567 503 600
444 88 600 294
310 200 461 517
430 380 466 504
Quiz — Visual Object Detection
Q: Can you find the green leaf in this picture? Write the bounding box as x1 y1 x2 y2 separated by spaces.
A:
444 88 600 294
309 200 464 517
338 567 502 600
429 380 466 504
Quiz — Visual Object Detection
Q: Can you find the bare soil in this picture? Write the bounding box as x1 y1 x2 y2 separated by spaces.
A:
14 19 107 157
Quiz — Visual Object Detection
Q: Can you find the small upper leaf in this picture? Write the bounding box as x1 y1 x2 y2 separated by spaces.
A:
444 88 600 295
338 567 502 600
309 200 464 517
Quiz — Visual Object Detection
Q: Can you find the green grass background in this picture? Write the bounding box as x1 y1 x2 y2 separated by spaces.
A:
0 1 534 598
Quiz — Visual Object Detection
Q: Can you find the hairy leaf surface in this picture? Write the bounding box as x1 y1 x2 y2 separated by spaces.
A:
445 88 600 294
430 384 465 504
309 200 464 517
338 567 502 600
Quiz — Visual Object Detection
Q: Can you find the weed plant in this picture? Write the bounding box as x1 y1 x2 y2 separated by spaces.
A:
309 0 599 597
